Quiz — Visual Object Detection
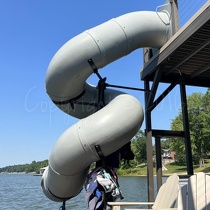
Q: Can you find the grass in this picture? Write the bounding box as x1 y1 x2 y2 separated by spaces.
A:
164 158 210 175
117 159 210 176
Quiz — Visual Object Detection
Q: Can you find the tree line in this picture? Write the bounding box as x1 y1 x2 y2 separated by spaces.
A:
167 88 210 166
0 160 48 174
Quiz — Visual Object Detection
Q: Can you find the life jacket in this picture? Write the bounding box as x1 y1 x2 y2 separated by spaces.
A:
84 167 123 210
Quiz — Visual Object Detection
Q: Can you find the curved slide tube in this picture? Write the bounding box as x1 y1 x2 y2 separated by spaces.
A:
42 10 170 202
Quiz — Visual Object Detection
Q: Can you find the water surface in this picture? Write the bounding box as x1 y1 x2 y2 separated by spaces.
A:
0 174 155 210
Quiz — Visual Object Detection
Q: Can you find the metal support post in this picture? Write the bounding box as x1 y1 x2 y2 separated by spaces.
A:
180 83 194 175
155 137 162 191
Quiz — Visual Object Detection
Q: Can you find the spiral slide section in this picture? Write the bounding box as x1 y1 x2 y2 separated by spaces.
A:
41 10 170 202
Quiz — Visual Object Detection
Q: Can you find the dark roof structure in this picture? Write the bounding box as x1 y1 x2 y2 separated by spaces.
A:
141 1 210 88
141 0 210 202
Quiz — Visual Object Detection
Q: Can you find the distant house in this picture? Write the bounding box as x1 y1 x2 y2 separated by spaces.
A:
170 151 176 160
162 149 171 159
153 149 176 166
162 149 176 162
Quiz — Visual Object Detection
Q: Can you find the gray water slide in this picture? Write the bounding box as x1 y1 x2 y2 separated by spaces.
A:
41 9 171 202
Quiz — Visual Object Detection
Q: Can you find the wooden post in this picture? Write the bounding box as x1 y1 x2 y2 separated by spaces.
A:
112 206 120 210
144 80 155 203
155 137 162 191
171 0 180 34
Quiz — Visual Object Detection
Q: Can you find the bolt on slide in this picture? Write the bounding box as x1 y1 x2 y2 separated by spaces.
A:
41 6 171 202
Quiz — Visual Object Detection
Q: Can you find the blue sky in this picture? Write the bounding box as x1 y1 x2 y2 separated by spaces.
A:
0 0 207 167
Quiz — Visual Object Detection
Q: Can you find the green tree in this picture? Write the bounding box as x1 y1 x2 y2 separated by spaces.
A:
131 130 147 165
202 88 210 145
170 111 187 164
170 90 210 166
0 160 48 173
161 139 172 149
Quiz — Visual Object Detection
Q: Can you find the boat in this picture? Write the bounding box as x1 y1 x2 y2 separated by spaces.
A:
33 167 47 176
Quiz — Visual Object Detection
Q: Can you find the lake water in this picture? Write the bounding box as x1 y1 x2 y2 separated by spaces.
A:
0 174 157 210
